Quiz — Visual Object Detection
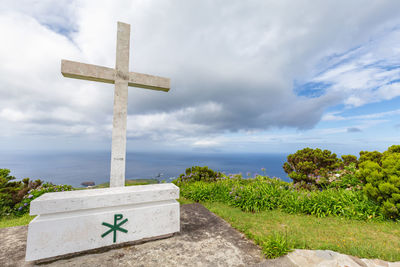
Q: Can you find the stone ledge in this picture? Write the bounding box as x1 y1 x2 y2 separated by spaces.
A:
30 183 179 215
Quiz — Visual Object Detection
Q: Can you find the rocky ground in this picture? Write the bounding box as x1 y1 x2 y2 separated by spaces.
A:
0 203 399 267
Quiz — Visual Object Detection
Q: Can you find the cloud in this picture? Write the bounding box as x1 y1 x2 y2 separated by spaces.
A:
1 0 400 151
307 27 400 108
322 108 400 122
347 127 362 133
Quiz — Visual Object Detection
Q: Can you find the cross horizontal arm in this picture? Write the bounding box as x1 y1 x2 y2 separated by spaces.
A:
61 60 115 84
128 72 170 92
61 59 170 92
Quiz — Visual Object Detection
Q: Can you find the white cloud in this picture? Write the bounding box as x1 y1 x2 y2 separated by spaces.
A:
1 0 400 152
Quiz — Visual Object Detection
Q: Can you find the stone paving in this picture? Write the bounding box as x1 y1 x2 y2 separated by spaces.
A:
1 203 399 267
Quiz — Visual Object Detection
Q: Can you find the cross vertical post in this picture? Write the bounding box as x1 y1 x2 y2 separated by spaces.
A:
110 22 130 187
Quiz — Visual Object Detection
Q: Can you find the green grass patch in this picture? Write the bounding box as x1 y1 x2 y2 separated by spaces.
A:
0 213 35 228
202 201 400 261
178 197 195 205
89 179 159 188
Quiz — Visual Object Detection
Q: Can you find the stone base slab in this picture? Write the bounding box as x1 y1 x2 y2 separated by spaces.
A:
25 184 180 261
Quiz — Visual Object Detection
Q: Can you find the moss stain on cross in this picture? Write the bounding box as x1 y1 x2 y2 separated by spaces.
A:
101 214 128 243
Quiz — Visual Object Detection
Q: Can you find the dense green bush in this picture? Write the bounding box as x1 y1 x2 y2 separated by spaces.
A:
327 163 363 190
358 145 400 219
179 176 384 221
0 169 73 217
283 148 342 189
14 183 72 215
0 169 42 216
341 155 358 166
173 166 222 185
358 150 383 166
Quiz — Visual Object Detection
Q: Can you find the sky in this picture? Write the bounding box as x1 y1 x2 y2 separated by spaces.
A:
1 0 400 156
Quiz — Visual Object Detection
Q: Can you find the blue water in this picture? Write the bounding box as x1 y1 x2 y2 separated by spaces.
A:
0 151 290 187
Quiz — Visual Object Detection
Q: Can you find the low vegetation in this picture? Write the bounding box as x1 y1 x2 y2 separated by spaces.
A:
92 179 158 188
203 202 400 261
1 145 399 260
174 145 400 259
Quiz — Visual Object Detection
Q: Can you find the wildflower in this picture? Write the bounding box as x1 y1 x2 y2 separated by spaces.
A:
24 203 28 206
18 206 23 211
28 194 33 199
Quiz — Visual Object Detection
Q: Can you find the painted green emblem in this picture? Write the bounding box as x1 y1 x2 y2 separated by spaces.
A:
101 214 128 243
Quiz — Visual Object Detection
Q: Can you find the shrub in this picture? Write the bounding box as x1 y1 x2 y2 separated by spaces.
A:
341 155 358 166
0 169 42 216
14 182 73 215
173 166 222 185
358 145 400 219
179 175 384 221
282 148 342 189
327 163 363 190
358 151 383 166
262 231 293 259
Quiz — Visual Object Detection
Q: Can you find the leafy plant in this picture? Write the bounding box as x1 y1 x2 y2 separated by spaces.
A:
0 169 42 216
14 183 73 215
173 166 222 185
358 150 383 166
262 231 293 259
178 175 384 221
341 155 358 167
327 163 363 190
358 145 400 219
282 148 342 189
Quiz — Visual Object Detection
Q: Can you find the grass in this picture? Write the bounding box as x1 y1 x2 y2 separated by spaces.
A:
0 213 35 228
202 201 400 262
90 179 159 188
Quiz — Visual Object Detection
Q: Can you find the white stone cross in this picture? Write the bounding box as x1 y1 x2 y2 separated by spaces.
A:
61 22 170 187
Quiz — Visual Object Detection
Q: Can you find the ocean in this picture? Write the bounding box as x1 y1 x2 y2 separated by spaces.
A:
0 151 290 187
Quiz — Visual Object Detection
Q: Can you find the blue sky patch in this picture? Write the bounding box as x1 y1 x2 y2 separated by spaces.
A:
294 81 332 98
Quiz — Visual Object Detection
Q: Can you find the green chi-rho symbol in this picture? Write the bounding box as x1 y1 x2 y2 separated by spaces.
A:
101 214 128 243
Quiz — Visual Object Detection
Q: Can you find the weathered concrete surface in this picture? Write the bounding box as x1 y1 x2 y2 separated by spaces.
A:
2 204 399 267
1 204 264 267
26 184 180 261
283 249 400 267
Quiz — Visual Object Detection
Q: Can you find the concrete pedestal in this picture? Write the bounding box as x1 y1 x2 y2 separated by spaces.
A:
25 184 180 261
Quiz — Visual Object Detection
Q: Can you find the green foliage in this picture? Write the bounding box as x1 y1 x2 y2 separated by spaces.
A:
179 176 385 221
359 150 383 166
262 231 293 259
327 163 363 190
283 148 342 189
173 166 222 185
14 183 72 215
341 155 358 166
359 145 400 219
0 169 72 217
0 169 42 216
